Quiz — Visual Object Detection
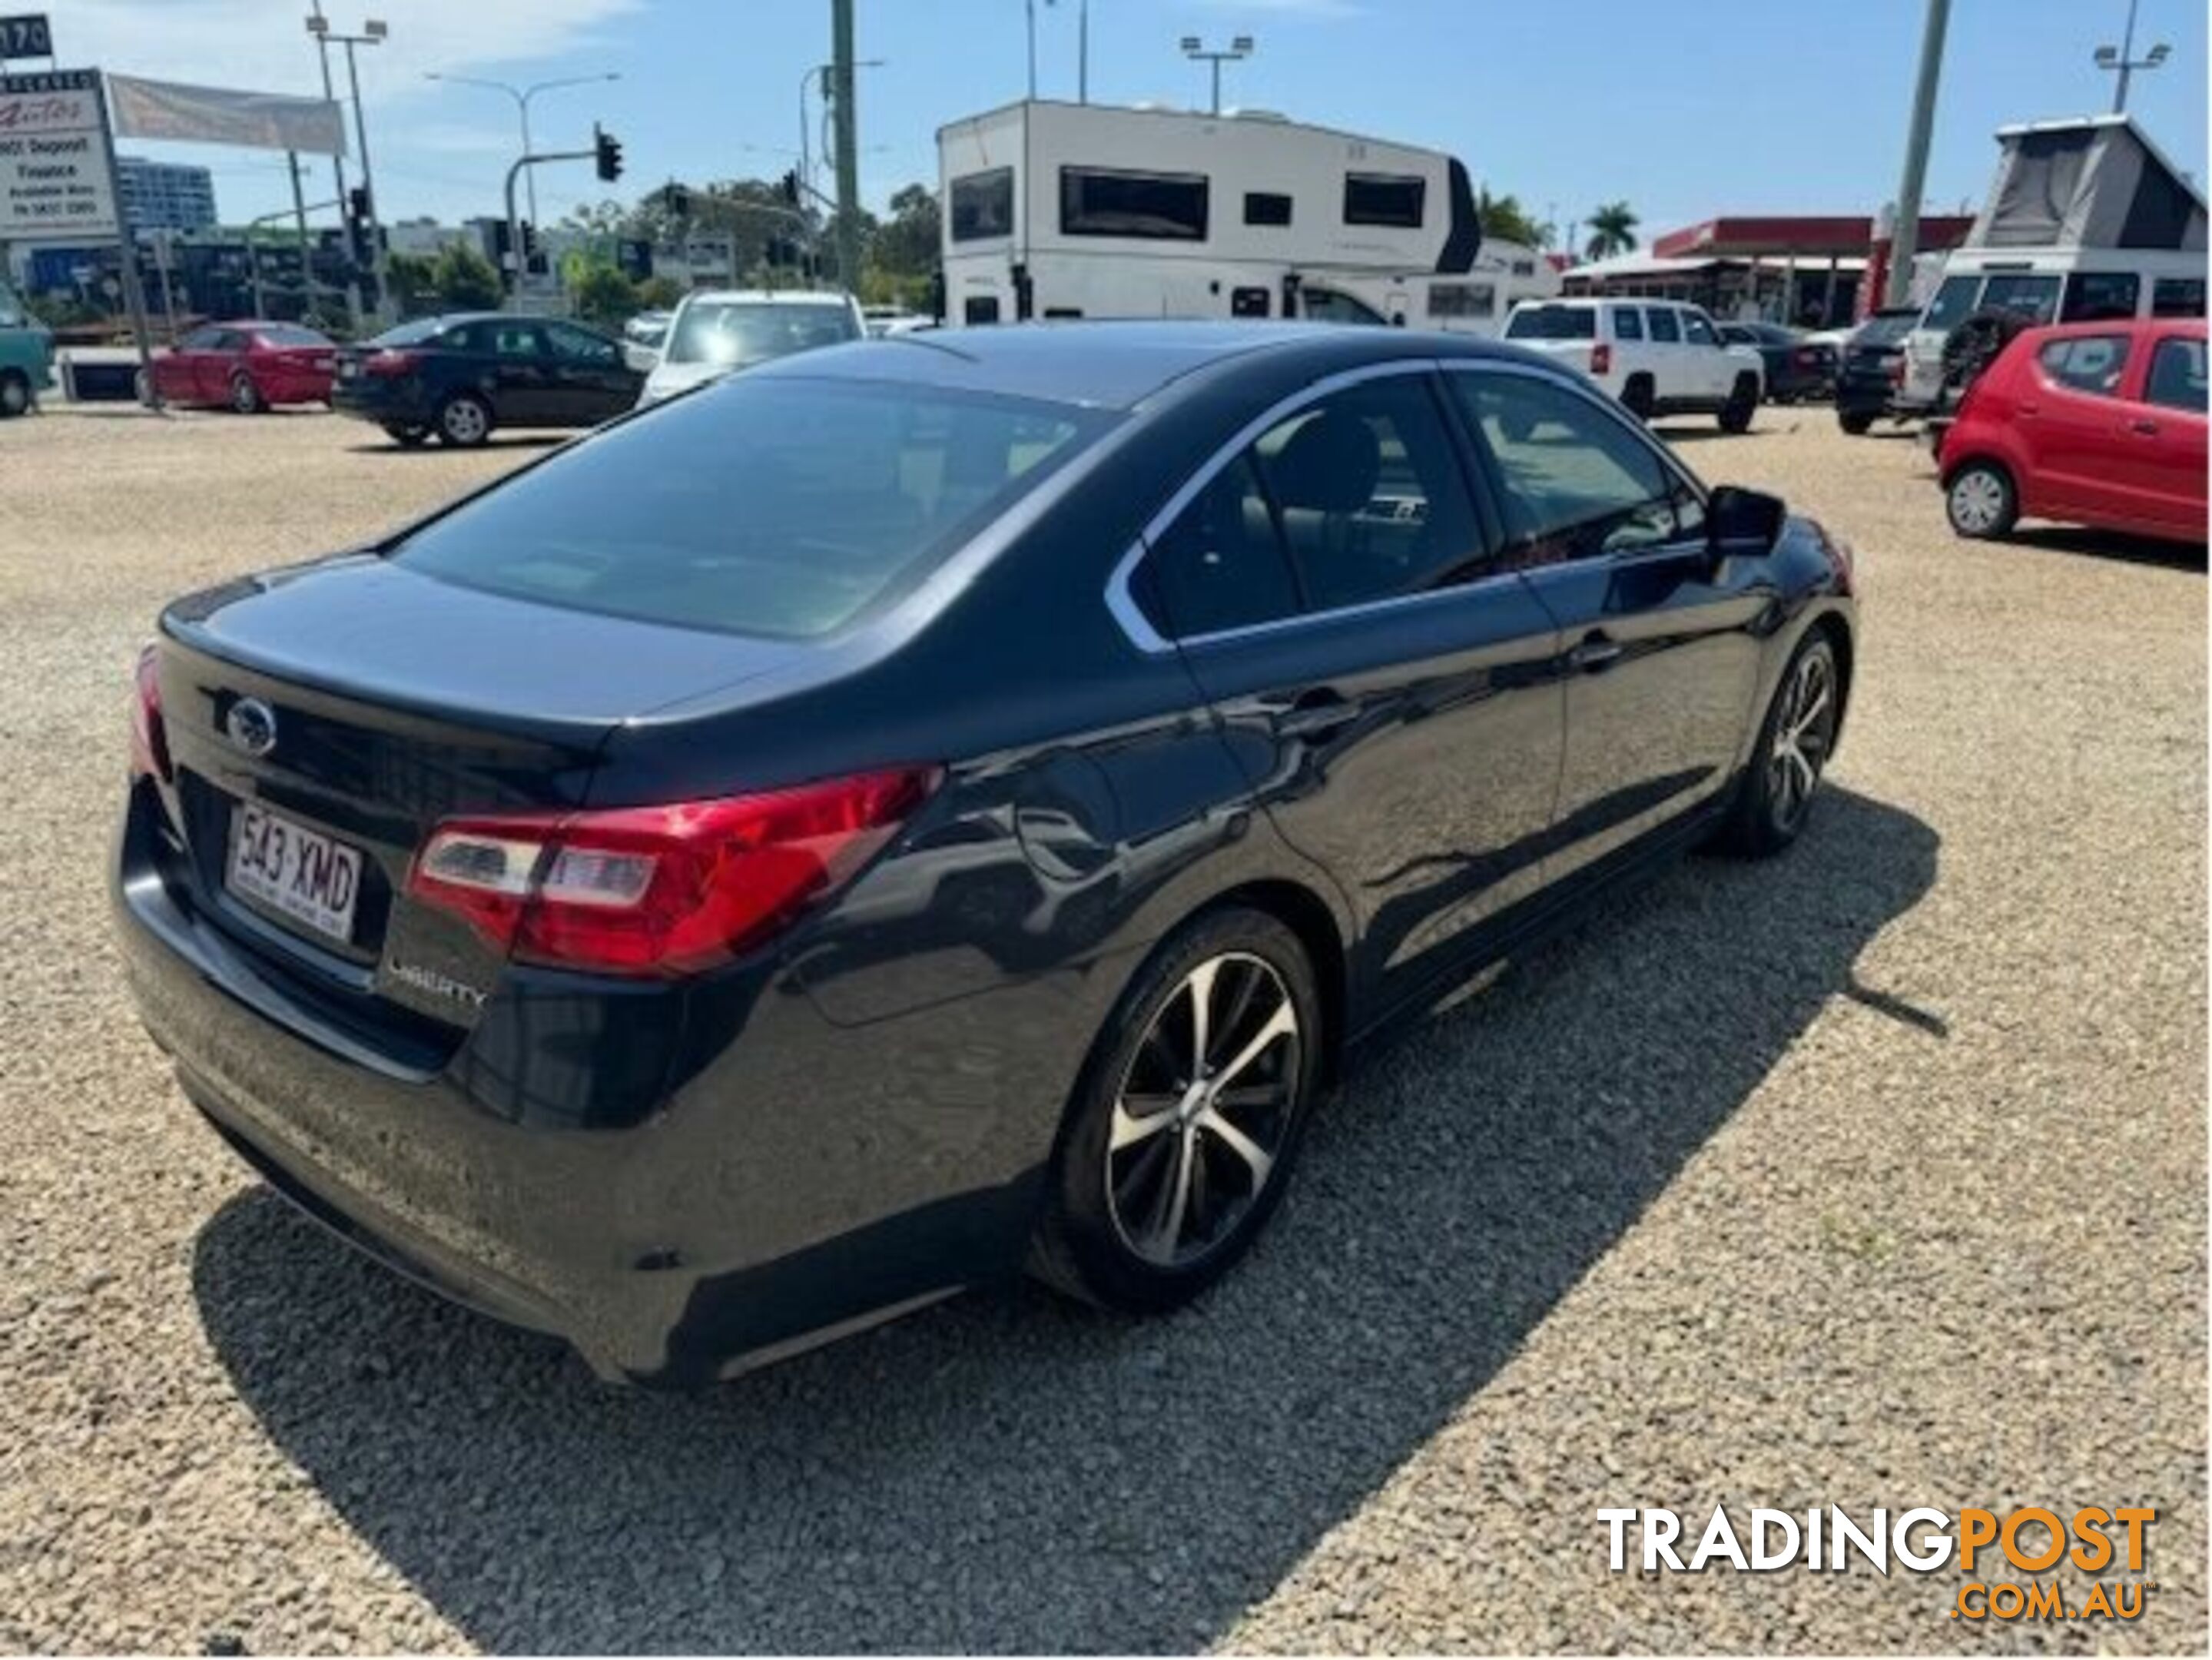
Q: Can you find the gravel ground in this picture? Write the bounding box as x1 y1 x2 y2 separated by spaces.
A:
0 401 2203 1655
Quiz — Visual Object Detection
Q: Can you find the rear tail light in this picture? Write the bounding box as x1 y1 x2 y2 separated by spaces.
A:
364 349 422 377
407 766 940 977
1590 341 1611 377
1887 357 1907 388
1792 347 1820 368
129 643 171 782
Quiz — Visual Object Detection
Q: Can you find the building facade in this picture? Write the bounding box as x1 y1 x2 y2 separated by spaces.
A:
115 156 217 234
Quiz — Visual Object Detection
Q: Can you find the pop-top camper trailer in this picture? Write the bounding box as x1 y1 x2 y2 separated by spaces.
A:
936 100 1556 334
1898 114 2207 410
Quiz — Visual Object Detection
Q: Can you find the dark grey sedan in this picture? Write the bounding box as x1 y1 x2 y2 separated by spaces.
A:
116 323 1857 1384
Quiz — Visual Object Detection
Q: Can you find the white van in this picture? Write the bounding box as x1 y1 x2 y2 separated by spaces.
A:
638 290 866 406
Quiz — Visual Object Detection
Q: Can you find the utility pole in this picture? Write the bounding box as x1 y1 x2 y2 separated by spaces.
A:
1885 0 1950 308
2095 0 2171 114
304 3 360 329
831 0 861 296
287 151 313 314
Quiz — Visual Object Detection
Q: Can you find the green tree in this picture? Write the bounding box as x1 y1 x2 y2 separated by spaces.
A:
1476 187 1547 249
384 250 438 314
872 181 940 279
1584 201 1640 261
431 241 502 309
635 274 682 310
569 261 639 328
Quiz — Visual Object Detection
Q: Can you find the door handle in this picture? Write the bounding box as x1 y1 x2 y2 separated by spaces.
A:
2018 401 2040 417
1568 632 1623 673
2128 417 2161 436
1275 691 1357 741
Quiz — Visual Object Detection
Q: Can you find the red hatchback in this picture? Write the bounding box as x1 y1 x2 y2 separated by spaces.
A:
1937 317 2207 545
144 320 338 413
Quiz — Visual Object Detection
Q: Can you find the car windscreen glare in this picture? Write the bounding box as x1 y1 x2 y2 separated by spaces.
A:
389 378 1107 640
666 302 857 367
371 317 446 347
1505 306 1596 340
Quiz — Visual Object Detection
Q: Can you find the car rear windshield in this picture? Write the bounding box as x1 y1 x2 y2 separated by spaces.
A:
665 300 858 367
388 377 1109 640
1855 312 1919 348
1505 305 1596 340
255 324 331 347
370 317 449 347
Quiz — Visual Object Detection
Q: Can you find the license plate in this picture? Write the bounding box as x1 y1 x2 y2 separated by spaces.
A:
337 360 360 379
227 801 363 945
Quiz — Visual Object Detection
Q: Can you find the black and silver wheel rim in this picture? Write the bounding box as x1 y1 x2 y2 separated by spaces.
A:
1949 469 2005 534
0 377 25 416
443 399 487 443
1769 647 1836 833
1106 951 1302 1270
230 375 257 413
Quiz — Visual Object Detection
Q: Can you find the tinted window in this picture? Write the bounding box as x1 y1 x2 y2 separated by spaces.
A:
2146 337 2208 412
1855 311 1919 348
1717 324 1753 344
1060 166 1207 240
1978 273 2061 325
206 330 247 353
666 300 857 367
2153 277 2207 318
1611 307 1643 340
1681 310 1719 347
545 321 619 364
373 317 446 348
450 320 542 357
178 325 223 350
1244 191 1292 227
1343 172 1425 228
1505 304 1595 340
254 324 330 348
963 294 1001 325
1645 307 1682 343
1142 455 1302 638
1922 274 1982 333
950 168 1013 241
1427 281 1494 319
1449 373 1686 566
1248 376 1487 611
2061 271 2140 323
393 380 1100 640
2036 334 2131 397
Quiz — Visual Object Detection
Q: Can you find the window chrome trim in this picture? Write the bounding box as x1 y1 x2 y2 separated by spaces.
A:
1102 354 1709 656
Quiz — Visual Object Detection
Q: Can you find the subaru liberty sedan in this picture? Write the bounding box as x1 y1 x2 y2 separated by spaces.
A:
115 324 1856 1386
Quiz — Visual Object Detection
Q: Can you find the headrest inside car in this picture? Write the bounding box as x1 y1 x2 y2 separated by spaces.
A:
1267 412 1380 514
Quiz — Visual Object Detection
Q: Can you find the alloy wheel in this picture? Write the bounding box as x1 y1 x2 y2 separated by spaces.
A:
1105 951 1302 1269
442 398 488 444
230 374 259 413
1768 646 1836 834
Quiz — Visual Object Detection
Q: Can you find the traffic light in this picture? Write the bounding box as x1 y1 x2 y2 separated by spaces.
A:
778 169 800 207
667 184 691 218
347 184 372 221
519 221 538 260
595 124 623 184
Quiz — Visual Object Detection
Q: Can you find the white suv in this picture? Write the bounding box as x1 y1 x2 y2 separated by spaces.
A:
1502 298 1766 431
638 290 867 405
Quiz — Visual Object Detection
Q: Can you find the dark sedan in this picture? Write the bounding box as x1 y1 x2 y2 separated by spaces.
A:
1833 308 1924 435
116 324 1857 1385
1717 321 1837 403
330 312 642 447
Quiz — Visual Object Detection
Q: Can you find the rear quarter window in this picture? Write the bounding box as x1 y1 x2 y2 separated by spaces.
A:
2035 335 2131 397
1504 305 1596 340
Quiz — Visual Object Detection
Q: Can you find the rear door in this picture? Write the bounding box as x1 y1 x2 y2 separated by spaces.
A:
542 320 641 423
196 328 247 402
158 324 220 401
1444 364 1768 878
2125 331 2209 533
2019 332 2137 521
1133 364 1567 1004
1642 305 1688 402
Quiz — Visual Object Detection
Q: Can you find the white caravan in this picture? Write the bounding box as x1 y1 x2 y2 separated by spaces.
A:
936 99 1557 334
1896 115 2207 411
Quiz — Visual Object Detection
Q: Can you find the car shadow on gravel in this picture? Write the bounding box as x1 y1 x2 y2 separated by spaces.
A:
191 785 1938 1654
2005 523 2206 573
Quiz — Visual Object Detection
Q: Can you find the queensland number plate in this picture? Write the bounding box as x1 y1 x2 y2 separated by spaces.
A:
228 801 363 945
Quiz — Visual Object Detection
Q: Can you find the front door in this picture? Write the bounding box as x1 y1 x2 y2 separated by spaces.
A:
1135 367 1566 1007
1444 364 1770 878
459 318 559 424
542 320 640 423
2125 332 2210 534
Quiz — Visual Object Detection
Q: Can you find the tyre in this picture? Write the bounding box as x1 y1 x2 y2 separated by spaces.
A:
1031 906 1324 1314
1945 460 2018 540
134 367 153 407
1837 410 1875 436
228 371 265 414
1718 375 1758 433
0 370 29 419
381 421 431 448
436 392 492 447
1620 374 1655 421
1715 631 1841 858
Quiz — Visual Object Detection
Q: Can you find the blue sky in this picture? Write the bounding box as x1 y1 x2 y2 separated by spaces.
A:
58 0 2211 241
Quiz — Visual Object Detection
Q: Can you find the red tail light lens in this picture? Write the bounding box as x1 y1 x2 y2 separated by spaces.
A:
1887 357 1907 388
1590 342 1612 377
365 349 422 377
129 643 171 782
407 767 940 977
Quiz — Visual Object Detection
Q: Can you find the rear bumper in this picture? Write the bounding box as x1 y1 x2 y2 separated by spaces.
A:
330 379 433 425
112 786 1062 1385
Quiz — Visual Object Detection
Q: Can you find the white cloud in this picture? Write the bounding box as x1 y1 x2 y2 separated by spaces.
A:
55 0 642 106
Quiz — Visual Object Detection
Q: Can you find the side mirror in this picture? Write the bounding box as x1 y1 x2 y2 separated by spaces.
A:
1707 485 1786 556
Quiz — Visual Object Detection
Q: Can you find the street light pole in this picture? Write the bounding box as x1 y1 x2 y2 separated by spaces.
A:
1884 0 1950 309
307 15 389 324
304 2 360 327
2094 0 2171 114
424 72 622 230
1179 35 1254 116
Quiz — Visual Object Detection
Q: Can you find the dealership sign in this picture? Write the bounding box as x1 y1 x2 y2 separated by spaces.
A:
0 68 117 240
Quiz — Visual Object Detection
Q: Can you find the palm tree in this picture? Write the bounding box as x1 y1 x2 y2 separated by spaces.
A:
1476 185 1547 249
1584 201 1640 261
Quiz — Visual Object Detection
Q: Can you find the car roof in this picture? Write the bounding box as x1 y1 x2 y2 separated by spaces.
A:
2020 317 2208 341
739 320 1534 412
680 290 856 306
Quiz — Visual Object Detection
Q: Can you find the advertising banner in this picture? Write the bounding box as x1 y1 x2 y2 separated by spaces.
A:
107 71 346 157
0 68 117 240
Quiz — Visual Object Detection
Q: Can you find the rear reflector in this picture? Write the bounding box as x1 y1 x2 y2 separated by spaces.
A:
129 643 171 782
1590 342 1612 377
408 766 940 977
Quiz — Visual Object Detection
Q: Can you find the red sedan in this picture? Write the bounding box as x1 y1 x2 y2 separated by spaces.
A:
144 320 338 413
1938 317 2207 545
